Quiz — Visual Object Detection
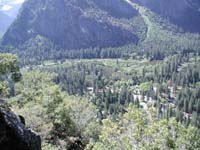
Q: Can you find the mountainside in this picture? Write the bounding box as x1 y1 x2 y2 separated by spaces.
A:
133 0 200 33
0 0 24 37
0 12 13 37
1 0 200 57
1 0 146 49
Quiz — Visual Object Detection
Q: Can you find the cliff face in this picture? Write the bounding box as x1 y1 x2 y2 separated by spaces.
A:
1 0 142 49
133 0 200 33
0 0 24 37
0 12 13 37
0 105 41 150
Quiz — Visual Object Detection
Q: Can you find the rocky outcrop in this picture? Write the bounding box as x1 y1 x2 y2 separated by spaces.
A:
0 104 41 150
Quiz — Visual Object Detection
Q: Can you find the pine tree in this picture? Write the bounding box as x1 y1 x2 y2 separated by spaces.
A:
191 112 198 126
197 99 200 114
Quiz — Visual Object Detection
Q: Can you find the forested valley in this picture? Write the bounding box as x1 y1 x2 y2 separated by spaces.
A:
0 0 200 150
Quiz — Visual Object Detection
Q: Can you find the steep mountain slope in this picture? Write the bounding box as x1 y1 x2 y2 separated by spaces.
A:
133 0 200 33
1 0 145 49
0 12 13 37
0 0 25 37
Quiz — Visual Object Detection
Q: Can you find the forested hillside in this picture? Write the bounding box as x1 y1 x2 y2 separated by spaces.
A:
133 0 200 33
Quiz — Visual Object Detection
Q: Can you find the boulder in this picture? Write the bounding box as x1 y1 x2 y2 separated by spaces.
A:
0 105 41 150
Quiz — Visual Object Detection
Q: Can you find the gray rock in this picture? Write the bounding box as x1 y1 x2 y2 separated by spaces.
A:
0 105 41 150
